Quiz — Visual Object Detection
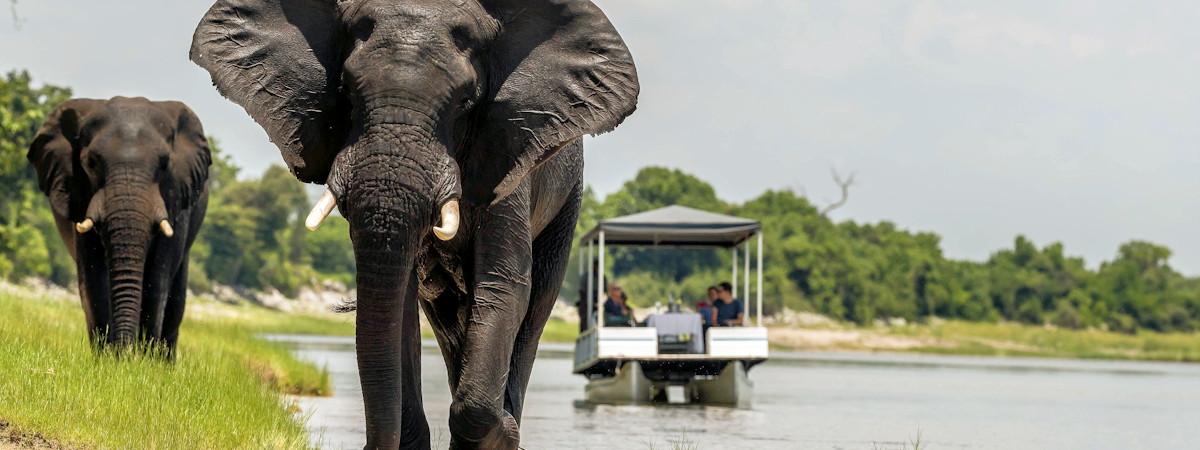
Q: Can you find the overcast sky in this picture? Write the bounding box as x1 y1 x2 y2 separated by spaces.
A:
3 1 1197 274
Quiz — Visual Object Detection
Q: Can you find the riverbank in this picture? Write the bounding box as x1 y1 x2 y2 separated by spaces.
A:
543 306 1200 363
767 319 1200 363
253 294 1200 364
0 283 345 449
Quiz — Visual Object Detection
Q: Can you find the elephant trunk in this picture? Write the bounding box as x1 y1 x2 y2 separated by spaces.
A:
100 168 166 348
351 213 418 448
334 122 458 448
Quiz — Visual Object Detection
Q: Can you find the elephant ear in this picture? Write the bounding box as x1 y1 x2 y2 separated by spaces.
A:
190 0 346 183
474 0 640 202
157 101 212 206
27 99 101 220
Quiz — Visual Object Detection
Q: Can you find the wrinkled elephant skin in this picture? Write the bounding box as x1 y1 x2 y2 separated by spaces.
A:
191 0 638 448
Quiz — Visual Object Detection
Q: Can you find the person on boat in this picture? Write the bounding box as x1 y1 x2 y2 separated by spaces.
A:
711 281 744 327
603 283 636 327
697 286 719 329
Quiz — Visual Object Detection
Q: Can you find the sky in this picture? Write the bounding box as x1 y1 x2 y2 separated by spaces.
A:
2 1 1197 274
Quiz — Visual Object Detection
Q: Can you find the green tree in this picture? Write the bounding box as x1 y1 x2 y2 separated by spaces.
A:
0 71 73 285
572 166 1200 331
305 216 355 286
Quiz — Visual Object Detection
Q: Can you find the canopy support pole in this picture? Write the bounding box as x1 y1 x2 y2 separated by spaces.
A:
743 239 750 316
586 240 594 330
731 246 738 299
598 230 606 328
757 232 764 326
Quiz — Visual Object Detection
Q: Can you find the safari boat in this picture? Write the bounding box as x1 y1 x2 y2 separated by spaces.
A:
572 205 768 407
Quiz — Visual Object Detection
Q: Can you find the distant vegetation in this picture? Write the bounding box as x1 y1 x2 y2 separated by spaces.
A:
570 166 1200 333
187 142 356 295
3 70 1198 334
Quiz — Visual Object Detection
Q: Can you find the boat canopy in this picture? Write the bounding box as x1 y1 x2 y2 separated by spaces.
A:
579 205 761 248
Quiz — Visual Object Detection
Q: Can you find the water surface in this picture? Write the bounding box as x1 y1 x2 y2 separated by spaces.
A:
266 334 1200 449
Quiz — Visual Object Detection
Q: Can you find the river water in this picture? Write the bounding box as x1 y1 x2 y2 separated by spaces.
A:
265 335 1200 449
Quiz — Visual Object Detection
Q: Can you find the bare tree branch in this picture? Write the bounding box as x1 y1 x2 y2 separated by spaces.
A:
791 184 808 198
819 168 856 216
9 0 21 29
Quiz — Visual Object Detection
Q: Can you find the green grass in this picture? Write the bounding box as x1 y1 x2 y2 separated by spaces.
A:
188 296 579 343
189 295 356 336
0 290 330 449
539 318 579 343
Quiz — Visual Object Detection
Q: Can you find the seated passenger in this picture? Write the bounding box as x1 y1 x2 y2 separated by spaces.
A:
603 283 636 327
711 281 744 327
698 286 719 328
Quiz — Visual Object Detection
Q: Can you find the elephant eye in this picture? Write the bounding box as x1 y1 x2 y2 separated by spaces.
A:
451 25 473 52
350 14 375 41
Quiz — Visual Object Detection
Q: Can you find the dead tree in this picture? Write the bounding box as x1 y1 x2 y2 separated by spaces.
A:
819 168 856 216
9 0 19 29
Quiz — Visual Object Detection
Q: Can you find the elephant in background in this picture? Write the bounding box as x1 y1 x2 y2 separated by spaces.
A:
27 97 211 356
191 0 638 448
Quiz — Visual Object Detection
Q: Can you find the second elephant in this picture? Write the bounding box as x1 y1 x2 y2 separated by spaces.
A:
28 97 211 356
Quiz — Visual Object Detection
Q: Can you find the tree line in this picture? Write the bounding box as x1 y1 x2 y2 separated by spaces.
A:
4 71 1199 333
569 167 1200 333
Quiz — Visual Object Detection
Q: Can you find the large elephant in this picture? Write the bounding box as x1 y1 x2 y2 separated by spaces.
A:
190 0 638 448
27 97 211 357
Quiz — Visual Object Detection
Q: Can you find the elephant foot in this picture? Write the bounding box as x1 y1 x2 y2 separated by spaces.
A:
448 400 519 450
398 423 431 450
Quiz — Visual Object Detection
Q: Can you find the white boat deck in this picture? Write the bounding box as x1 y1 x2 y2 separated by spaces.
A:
573 326 769 374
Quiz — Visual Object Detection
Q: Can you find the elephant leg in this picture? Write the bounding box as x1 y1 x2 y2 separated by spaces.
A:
163 199 206 357
505 192 580 422
160 259 189 359
140 241 176 348
399 275 431 450
76 233 111 346
449 188 532 450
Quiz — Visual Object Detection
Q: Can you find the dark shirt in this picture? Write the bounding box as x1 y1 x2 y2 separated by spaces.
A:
604 297 632 326
713 298 744 326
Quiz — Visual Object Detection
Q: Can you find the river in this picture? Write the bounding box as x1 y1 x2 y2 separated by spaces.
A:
265 335 1200 449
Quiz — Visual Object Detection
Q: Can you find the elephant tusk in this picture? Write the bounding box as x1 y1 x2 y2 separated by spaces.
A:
159 220 175 238
306 190 337 231
75 219 94 234
432 200 460 241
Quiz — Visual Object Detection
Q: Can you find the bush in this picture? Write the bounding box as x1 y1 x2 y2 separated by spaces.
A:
305 215 355 286
1052 300 1082 329
257 253 316 298
0 219 50 281
1108 313 1138 334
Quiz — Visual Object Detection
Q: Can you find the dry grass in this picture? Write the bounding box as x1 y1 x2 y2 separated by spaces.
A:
770 319 1200 362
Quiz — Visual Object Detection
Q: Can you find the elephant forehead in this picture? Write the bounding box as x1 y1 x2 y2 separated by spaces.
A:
343 0 497 44
87 116 170 152
93 99 175 138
